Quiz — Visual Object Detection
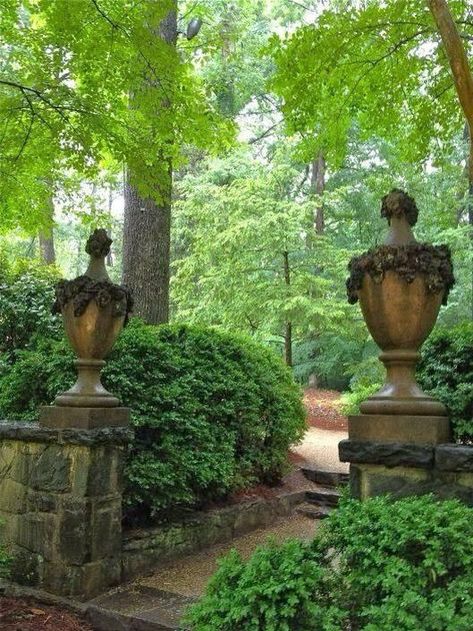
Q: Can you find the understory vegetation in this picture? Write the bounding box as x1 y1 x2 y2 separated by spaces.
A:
0 269 305 520
188 494 473 631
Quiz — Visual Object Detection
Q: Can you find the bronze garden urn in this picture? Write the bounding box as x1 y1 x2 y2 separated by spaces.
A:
40 229 133 428
346 190 454 443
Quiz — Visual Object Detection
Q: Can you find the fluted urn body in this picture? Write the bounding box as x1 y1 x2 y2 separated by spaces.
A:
53 229 133 407
347 190 454 417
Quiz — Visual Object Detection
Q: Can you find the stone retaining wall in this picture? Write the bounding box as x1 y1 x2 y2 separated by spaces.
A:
339 439 473 503
122 491 306 580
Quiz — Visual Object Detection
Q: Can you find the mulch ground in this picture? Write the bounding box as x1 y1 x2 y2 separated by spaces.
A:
304 388 347 431
0 597 93 631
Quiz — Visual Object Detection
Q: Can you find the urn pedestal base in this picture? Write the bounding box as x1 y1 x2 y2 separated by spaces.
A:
40 406 130 429
349 414 451 446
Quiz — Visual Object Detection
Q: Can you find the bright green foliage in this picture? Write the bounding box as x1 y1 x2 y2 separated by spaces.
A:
0 0 233 229
172 149 354 347
418 322 473 442
0 258 61 356
188 494 473 631
0 320 306 520
269 0 471 167
192 0 272 118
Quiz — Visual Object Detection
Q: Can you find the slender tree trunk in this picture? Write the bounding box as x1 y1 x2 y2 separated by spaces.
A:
428 0 473 316
38 195 56 264
106 185 113 267
311 152 325 235
283 250 292 367
122 3 177 324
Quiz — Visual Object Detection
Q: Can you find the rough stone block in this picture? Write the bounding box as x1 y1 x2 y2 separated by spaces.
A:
0 421 129 599
436 444 473 471
339 439 434 468
0 478 27 513
90 505 122 560
17 513 57 561
87 448 114 496
26 491 59 513
31 445 72 493
59 508 90 565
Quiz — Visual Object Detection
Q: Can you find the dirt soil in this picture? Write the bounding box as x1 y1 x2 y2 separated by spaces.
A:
0 597 93 631
304 388 347 431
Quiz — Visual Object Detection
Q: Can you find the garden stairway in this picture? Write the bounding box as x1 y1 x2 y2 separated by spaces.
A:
295 466 348 519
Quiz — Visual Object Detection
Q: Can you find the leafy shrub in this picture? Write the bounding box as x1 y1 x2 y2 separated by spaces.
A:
418 322 473 442
341 353 383 415
0 260 61 356
187 494 473 631
0 321 306 521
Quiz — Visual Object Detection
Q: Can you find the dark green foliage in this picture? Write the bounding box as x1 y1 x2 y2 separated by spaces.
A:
418 322 473 442
0 260 61 356
0 321 305 520
292 333 363 390
187 494 473 631
0 523 10 578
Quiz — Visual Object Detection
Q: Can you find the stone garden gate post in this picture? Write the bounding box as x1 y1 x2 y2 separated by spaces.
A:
0 230 132 599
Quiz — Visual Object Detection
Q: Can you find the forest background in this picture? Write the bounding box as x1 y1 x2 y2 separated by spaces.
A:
1 0 472 392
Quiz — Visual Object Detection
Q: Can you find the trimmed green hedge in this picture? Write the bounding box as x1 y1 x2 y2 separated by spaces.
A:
0 321 306 521
188 494 473 631
418 322 473 442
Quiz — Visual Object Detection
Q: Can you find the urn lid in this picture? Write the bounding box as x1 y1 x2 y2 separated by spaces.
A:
381 189 418 246
84 229 113 282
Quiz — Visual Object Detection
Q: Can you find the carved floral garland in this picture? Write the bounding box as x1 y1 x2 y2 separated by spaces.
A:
346 243 455 305
53 276 134 323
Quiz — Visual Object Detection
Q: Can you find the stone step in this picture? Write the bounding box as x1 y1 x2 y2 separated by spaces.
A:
305 487 340 508
301 467 349 488
296 503 332 520
88 585 196 630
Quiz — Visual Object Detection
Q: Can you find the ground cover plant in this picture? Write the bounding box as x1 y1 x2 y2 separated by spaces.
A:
0 319 306 522
187 494 473 631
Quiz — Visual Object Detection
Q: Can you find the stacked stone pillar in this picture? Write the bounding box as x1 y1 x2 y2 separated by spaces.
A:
0 230 133 599
0 423 130 599
341 190 455 500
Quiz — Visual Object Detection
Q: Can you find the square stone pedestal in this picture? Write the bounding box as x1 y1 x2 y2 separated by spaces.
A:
0 421 131 600
341 414 453 502
40 406 130 429
348 413 451 445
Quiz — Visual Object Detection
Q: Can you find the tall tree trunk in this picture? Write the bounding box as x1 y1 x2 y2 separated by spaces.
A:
428 0 473 316
311 152 325 235
122 3 177 324
38 195 56 264
283 250 292 367
106 185 114 268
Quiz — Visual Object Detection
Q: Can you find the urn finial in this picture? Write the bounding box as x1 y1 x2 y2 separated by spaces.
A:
85 228 112 282
381 189 418 246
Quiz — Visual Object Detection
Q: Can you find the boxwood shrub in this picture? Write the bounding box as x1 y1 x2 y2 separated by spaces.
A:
418 322 473 442
0 321 306 522
187 494 473 631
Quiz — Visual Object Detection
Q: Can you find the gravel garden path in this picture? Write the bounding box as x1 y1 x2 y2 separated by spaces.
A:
290 388 348 473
